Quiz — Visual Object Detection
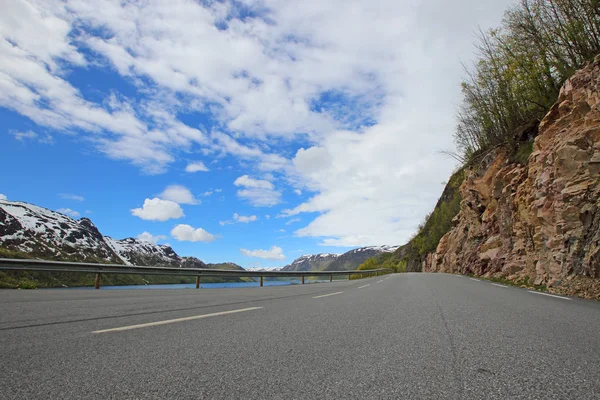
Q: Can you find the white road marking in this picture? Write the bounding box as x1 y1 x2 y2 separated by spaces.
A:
528 291 571 300
313 291 343 299
376 280 384 283
358 284 370 289
469 278 480 281
491 283 507 288
92 307 263 334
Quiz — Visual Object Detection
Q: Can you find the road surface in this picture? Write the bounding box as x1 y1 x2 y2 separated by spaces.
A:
1 273 599 399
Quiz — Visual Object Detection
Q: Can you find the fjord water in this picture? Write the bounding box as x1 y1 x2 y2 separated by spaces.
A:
70 279 333 290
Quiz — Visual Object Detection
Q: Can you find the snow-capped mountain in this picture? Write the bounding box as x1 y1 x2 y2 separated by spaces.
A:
0 199 239 270
104 236 191 267
281 246 399 272
0 200 122 263
281 253 341 272
245 267 283 272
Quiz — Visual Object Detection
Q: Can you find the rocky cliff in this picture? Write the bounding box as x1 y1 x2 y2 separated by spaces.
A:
424 57 600 299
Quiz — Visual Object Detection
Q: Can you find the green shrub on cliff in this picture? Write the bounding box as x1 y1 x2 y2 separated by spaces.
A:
455 0 600 163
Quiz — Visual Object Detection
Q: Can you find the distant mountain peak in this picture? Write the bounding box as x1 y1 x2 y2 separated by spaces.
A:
282 245 398 272
0 199 240 271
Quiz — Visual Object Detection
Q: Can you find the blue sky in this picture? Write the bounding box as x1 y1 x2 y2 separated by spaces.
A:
0 0 512 268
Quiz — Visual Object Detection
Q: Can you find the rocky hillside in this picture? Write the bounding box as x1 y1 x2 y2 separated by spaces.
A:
0 199 244 287
282 245 398 272
423 57 600 299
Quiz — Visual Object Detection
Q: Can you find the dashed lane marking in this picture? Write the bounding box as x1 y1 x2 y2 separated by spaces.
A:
92 307 263 334
313 292 344 299
528 291 571 300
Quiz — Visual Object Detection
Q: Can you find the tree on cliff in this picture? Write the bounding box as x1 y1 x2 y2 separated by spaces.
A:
455 0 600 162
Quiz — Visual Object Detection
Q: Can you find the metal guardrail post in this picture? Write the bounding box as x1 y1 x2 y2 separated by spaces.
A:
94 273 101 290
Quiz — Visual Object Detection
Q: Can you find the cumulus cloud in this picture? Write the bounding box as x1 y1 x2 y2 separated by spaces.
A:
234 175 281 207
220 212 258 225
185 161 209 172
131 198 184 221
158 185 199 205
234 175 273 189
285 218 301 226
171 224 216 242
240 245 285 261
59 193 84 201
0 194 7 200
137 231 167 244
234 213 258 223
57 208 80 217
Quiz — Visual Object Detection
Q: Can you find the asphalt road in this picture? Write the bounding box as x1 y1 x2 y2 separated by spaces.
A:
1 273 599 399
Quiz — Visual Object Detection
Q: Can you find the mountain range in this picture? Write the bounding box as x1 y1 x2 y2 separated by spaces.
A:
0 199 242 271
281 245 398 272
0 199 398 287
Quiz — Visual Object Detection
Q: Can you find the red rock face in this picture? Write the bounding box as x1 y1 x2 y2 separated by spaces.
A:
424 57 600 300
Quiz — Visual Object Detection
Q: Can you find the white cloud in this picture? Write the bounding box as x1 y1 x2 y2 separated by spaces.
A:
39 134 54 144
59 193 84 201
202 191 213 197
131 198 184 221
11 130 37 141
137 231 167 244
185 161 209 172
0 194 7 200
265 214 271 219
171 224 216 242
158 185 199 205
11 130 56 145
57 208 80 217
0 0 513 245
294 189 302 195
233 213 258 223
220 212 258 225
285 218 301 226
215 189 222 193
234 175 281 207
234 175 274 189
240 245 285 261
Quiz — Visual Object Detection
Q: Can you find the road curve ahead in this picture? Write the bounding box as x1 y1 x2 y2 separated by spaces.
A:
1 273 599 399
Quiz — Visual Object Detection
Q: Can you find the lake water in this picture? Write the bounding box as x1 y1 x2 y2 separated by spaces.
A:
88 279 333 290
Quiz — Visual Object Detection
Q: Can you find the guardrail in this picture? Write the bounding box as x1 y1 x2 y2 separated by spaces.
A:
0 258 392 289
